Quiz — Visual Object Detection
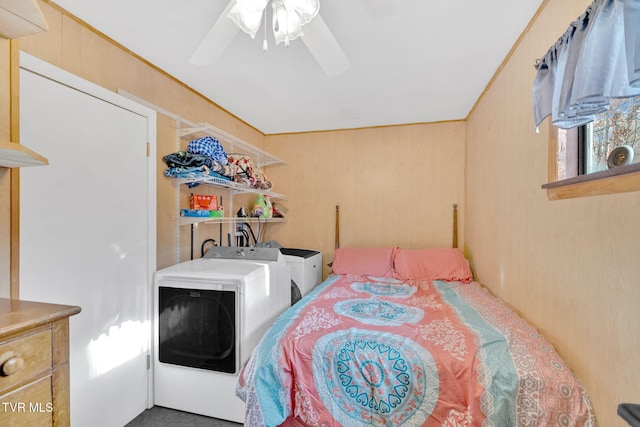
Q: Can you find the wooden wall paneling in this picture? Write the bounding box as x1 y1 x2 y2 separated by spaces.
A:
0 167 8 297
18 1 62 67
0 38 9 297
9 39 18 299
155 114 179 268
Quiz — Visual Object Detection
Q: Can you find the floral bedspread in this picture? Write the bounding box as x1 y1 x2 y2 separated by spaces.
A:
236 275 597 426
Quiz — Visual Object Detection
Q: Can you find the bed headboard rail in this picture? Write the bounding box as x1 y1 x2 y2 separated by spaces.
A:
335 205 340 249
452 204 458 249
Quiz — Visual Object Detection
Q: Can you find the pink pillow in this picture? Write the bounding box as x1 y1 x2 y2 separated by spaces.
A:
331 247 398 277
394 248 473 282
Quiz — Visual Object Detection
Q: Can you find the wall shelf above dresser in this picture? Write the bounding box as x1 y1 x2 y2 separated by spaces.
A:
0 141 48 168
0 0 48 39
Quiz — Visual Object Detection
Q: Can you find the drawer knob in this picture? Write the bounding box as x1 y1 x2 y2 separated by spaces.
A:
0 351 25 376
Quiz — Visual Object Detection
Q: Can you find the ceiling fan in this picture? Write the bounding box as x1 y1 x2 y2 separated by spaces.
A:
189 0 350 76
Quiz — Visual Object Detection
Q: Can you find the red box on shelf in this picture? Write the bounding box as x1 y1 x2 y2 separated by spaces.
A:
190 194 217 210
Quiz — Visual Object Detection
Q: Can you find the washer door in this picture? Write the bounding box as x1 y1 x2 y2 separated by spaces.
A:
158 286 236 373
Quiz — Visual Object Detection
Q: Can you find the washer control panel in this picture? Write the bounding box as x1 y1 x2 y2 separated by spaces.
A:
203 246 281 262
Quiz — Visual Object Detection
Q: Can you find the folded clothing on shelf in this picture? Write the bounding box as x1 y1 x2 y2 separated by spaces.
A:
187 136 228 165
227 154 272 190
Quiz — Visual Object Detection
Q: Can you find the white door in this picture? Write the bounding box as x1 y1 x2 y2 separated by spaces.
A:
19 53 156 427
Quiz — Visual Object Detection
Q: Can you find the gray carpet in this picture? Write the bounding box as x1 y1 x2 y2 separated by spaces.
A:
125 406 243 427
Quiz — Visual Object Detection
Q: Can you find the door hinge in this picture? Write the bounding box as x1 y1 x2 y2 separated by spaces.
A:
146 142 150 157
146 354 151 370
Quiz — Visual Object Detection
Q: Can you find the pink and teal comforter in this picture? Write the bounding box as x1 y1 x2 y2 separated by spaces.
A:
236 274 597 426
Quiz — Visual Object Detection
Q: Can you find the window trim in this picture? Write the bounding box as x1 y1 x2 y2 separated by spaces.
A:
543 124 640 200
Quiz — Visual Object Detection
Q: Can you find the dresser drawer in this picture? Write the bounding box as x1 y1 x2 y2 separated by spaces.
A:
0 330 52 395
0 375 53 426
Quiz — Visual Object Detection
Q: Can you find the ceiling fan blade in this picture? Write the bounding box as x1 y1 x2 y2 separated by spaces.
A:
301 14 350 76
189 1 240 65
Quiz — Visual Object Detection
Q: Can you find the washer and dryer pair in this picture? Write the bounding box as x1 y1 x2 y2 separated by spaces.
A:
152 245 321 423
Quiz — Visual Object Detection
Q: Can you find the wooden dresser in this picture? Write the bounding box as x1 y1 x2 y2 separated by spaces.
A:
0 298 80 426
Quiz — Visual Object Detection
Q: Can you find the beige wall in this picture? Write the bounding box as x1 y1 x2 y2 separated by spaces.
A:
0 38 10 296
465 0 640 426
265 123 466 278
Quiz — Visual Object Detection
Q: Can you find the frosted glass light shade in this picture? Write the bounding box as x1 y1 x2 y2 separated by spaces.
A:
227 0 269 38
283 0 319 25
272 0 303 45
227 0 319 44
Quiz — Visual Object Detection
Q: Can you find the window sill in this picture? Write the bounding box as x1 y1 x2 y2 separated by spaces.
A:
542 163 640 200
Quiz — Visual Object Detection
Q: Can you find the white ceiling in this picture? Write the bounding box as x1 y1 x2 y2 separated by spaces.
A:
50 0 543 135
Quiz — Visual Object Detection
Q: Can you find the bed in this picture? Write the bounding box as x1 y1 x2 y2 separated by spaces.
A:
236 207 597 426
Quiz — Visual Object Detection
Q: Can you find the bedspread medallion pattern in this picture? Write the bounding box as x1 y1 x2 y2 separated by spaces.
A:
313 329 440 426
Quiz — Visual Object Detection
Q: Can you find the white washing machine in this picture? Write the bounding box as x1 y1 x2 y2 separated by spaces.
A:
152 247 290 423
280 248 322 298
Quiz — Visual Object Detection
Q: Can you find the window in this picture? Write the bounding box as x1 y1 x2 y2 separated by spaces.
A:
583 97 640 174
543 96 640 200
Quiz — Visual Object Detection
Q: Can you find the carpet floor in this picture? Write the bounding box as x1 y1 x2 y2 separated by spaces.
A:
125 406 243 427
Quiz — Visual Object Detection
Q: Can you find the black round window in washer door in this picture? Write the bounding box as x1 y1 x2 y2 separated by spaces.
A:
158 286 236 373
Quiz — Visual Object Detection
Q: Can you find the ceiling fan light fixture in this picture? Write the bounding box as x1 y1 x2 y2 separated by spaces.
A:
195 0 348 76
228 0 319 46
227 0 268 38
282 0 319 25
272 0 304 46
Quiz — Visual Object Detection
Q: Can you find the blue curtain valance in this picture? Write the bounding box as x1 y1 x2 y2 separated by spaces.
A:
532 0 640 129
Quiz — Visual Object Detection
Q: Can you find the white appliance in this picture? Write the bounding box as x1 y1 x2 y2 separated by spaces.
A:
153 247 290 423
281 248 322 297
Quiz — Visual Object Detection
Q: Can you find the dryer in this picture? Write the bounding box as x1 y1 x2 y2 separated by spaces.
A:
280 248 322 298
152 247 290 423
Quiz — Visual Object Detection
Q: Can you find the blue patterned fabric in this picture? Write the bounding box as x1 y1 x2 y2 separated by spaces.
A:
312 328 439 426
187 136 228 165
352 281 417 298
334 299 424 326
